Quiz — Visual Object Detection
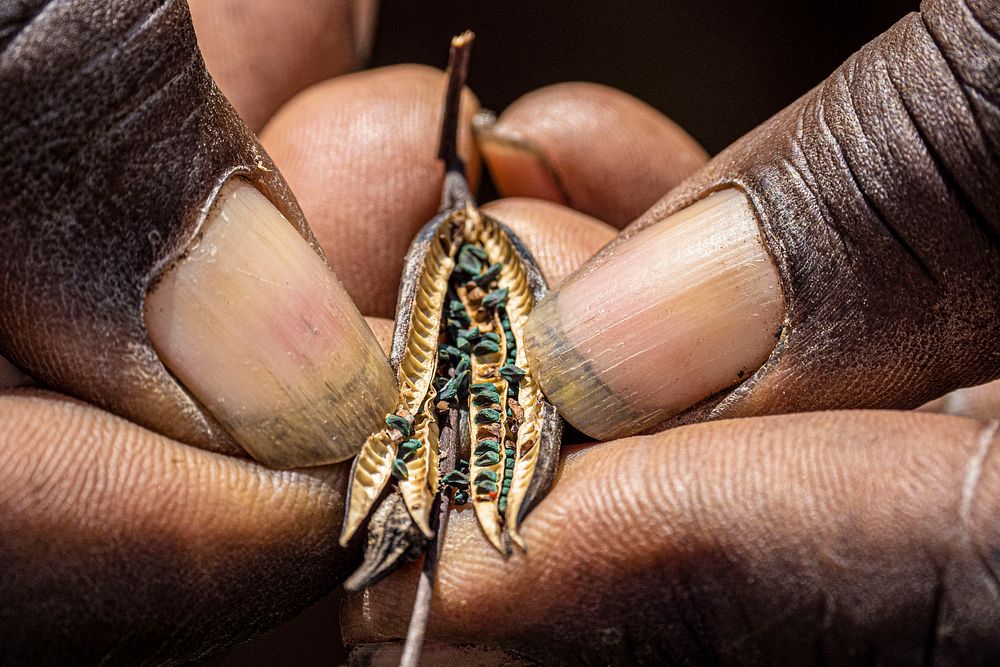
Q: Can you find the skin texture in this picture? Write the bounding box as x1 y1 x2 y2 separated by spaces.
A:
1 0 999 663
478 82 709 228
260 66 482 318
189 0 377 132
522 0 1000 436
343 411 1000 665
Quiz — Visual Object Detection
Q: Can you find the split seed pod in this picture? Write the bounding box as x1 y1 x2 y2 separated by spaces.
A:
339 33 562 594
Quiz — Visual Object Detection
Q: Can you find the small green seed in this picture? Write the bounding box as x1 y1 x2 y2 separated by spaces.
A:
505 457 516 469
475 470 498 483
475 451 501 466
482 287 509 309
466 245 489 261
500 364 527 383
385 414 411 436
453 357 470 375
470 382 497 395
391 458 409 480
475 480 498 494
472 263 502 286
457 336 471 352
498 498 508 514
475 439 501 454
473 392 499 407
480 332 500 344
453 490 469 505
475 408 502 424
441 470 469 487
399 439 421 461
458 247 484 275
474 340 500 355
437 371 467 401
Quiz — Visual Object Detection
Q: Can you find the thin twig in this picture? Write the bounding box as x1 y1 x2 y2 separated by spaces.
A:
399 408 458 667
438 31 475 211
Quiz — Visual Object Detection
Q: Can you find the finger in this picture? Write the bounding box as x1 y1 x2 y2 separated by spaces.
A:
365 316 396 355
189 0 378 132
922 379 1000 421
477 82 708 227
0 355 30 389
481 198 617 287
260 65 481 318
525 0 1000 439
0 391 355 663
343 411 1000 663
0 0 395 463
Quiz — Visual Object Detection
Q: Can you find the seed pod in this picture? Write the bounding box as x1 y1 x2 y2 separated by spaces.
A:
339 32 561 596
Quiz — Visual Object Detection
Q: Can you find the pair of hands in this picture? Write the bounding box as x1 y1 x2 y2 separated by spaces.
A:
1 0 999 663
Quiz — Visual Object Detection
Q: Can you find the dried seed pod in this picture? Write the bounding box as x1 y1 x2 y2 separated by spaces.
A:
340 34 561 595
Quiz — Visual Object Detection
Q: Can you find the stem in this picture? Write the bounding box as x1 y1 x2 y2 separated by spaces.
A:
438 31 475 211
399 408 459 667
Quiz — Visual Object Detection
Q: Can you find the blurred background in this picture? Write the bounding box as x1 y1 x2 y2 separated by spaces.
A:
370 0 918 155
217 0 919 663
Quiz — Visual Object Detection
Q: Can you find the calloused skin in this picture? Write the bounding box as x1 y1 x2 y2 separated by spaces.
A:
2 1 998 664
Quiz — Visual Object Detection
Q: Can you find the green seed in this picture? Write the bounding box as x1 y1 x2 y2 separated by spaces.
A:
453 490 469 505
443 344 462 359
399 439 421 461
466 245 489 261
441 470 469 487
480 332 500 344
475 480 498 494
475 439 501 454
475 470 498 483
391 458 409 480
385 414 411 436
498 498 508 514
500 364 527 383
473 392 499 407
453 357 470 376
458 327 480 340
475 408 502 424
449 300 470 324
505 457 516 469
472 263 502 286
470 382 496 395
458 247 484 275
474 340 500 355
437 371 467 401
475 451 501 466
457 336 471 352
482 287 509 309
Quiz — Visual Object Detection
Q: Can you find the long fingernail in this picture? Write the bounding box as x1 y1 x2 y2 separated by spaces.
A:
145 181 397 468
475 112 568 205
524 189 785 440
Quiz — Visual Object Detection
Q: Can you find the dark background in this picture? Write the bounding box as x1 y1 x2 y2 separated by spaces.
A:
371 0 918 155
220 1 919 663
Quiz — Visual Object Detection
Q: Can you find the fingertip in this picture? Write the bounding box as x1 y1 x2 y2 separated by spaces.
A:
260 64 481 318
481 198 616 287
479 82 708 227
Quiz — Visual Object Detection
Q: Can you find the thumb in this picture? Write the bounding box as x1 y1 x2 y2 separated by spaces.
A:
524 0 1000 440
0 0 396 464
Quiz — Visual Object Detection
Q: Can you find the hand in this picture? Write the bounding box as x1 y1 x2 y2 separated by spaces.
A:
0 0 997 665
339 0 1000 663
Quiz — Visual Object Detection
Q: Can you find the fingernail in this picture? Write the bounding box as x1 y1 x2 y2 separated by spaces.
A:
524 189 785 440
145 181 397 468
475 112 567 205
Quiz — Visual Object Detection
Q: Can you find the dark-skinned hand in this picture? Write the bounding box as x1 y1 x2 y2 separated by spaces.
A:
0 0 997 664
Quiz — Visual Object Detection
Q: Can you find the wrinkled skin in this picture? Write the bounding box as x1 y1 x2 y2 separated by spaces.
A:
0 0 998 664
